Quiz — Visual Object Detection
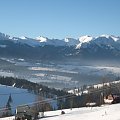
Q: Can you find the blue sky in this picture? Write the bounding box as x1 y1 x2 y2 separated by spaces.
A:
0 0 120 39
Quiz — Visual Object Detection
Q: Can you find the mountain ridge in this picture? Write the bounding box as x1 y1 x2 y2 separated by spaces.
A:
0 32 120 60
0 32 120 48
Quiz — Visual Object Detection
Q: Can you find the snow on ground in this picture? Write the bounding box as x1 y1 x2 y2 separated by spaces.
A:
42 104 120 120
68 89 88 96
68 80 120 96
0 71 14 77
29 66 78 74
1 103 120 120
0 116 15 120
92 79 120 89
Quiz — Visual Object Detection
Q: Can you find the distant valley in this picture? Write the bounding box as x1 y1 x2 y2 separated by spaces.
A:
0 32 120 89
0 57 120 89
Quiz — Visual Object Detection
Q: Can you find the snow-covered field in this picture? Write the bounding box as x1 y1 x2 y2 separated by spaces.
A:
42 104 120 120
0 116 15 120
0 85 36 111
1 103 120 120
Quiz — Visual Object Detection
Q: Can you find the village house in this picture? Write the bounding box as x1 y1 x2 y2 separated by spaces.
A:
104 94 120 104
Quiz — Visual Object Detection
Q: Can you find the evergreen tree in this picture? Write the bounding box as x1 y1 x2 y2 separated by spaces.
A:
5 94 13 116
8 94 13 104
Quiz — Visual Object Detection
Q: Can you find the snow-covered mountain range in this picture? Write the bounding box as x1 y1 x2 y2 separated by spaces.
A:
1 32 120 48
0 32 120 60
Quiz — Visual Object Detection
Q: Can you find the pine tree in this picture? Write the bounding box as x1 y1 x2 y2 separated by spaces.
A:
5 94 13 116
8 94 13 104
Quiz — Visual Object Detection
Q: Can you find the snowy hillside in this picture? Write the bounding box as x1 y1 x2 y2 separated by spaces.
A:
42 104 120 120
1 103 120 120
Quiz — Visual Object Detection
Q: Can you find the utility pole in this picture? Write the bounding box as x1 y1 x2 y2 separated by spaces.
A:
100 92 104 105
101 77 107 105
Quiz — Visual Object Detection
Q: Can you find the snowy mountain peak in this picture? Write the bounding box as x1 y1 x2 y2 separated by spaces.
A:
64 38 79 46
36 36 47 42
110 35 120 42
1 32 120 49
79 35 93 43
99 34 111 39
19 36 28 40
76 35 93 49
97 35 120 41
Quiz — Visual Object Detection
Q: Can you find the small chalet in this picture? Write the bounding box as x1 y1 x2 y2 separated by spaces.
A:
104 94 120 104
